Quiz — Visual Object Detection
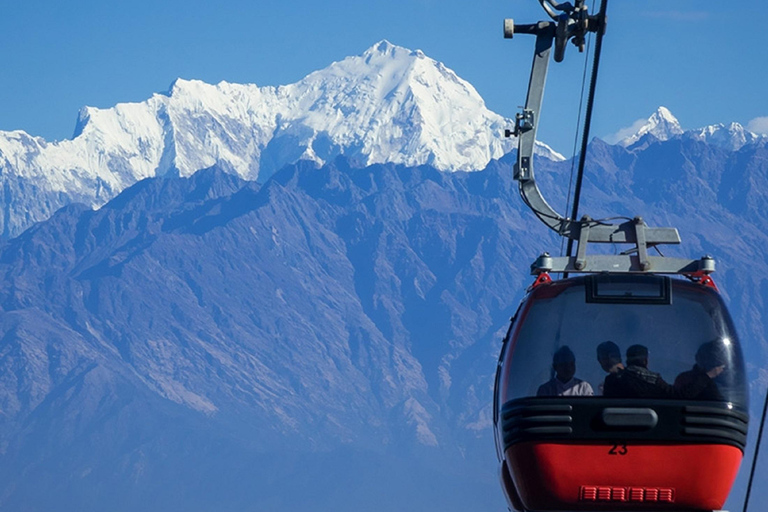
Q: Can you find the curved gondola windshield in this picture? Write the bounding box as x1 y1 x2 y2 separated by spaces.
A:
500 275 747 410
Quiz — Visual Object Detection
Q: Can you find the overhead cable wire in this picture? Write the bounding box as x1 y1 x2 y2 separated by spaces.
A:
564 0 609 261
560 0 596 258
743 383 768 512
560 34 592 257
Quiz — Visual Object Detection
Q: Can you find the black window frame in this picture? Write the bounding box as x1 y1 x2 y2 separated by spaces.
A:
586 274 672 305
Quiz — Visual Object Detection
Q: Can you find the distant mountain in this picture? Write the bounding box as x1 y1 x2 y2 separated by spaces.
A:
0 44 762 242
685 122 764 152
0 41 564 238
0 135 766 510
0 159 547 511
618 106 684 147
0 39 767 512
617 107 767 152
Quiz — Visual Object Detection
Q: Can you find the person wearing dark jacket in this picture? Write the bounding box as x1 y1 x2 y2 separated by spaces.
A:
596 341 624 396
673 341 727 401
603 345 671 398
604 344 715 399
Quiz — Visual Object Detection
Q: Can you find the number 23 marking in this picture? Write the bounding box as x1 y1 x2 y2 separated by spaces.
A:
609 444 628 455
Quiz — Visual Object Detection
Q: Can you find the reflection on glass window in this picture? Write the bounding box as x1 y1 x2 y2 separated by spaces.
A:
500 276 746 410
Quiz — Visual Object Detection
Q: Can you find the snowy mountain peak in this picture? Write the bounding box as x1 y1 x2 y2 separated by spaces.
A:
72 106 93 138
362 39 425 60
0 41 558 237
619 106 684 147
365 39 400 56
685 121 762 151
304 40 485 108
655 106 679 125
613 106 766 152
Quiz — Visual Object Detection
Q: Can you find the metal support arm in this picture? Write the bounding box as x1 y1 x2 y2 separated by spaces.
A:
510 23 573 237
505 9 697 275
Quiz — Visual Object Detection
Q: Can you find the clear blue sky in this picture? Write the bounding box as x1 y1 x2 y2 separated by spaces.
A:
1 0 766 155
2 2 768 509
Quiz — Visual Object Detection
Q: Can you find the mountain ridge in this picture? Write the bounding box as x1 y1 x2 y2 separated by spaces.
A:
0 136 766 509
1 45 765 241
617 106 766 151
0 40 549 239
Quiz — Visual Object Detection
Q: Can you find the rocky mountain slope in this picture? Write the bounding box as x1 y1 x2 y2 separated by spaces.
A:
0 127 766 509
0 40 767 512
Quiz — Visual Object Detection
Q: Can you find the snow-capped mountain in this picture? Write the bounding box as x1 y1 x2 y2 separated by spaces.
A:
685 122 763 151
616 106 766 151
618 106 684 147
0 41 564 237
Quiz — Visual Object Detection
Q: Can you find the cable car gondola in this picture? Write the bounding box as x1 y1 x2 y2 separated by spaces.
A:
492 2 749 511
494 273 747 511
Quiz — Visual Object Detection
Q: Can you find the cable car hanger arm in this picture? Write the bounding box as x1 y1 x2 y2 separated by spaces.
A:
504 5 712 276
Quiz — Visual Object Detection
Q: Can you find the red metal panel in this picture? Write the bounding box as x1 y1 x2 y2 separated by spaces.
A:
505 442 742 510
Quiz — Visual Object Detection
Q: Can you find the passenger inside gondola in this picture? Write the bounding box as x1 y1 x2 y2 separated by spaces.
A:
603 343 725 400
674 340 727 401
536 346 594 397
603 344 676 399
596 340 624 395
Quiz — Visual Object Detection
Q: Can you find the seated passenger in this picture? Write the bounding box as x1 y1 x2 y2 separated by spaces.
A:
603 344 675 399
537 346 594 397
596 341 624 395
673 340 727 401
605 344 716 399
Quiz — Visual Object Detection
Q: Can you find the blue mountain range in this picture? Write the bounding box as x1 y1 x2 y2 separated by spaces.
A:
0 126 766 510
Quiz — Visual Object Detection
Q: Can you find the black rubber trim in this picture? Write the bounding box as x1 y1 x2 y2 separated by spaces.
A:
683 427 746 444
523 426 573 435
502 403 572 421
684 415 748 434
515 415 573 425
502 402 575 446
685 404 749 422
500 397 748 452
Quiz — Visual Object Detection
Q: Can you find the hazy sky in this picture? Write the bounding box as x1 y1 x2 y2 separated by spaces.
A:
1 0 765 154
